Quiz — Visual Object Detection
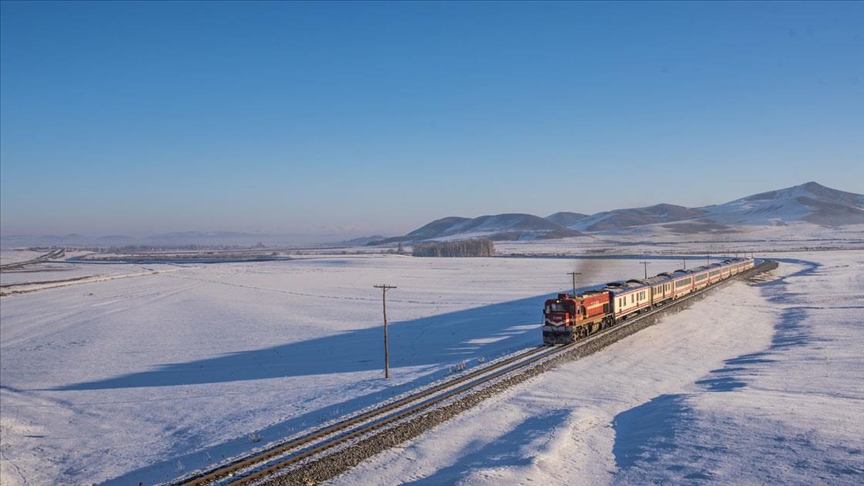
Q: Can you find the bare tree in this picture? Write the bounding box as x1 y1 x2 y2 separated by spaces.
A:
412 239 495 257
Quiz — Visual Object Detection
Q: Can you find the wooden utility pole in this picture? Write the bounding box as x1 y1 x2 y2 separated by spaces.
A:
639 261 651 279
567 272 581 296
374 284 397 379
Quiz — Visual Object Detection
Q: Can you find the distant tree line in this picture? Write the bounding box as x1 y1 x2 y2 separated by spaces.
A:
108 244 249 252
412 239 495 257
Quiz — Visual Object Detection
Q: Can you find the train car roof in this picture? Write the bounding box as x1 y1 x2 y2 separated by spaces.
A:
603 279 649 293
642 274 670 285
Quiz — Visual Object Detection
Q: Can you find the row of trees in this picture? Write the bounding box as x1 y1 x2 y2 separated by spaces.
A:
412 239 495 257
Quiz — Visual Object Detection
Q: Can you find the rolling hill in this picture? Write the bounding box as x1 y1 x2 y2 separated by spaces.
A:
387 182 864 243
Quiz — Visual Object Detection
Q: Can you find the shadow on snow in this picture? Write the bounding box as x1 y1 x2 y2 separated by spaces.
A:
51 288 583 391
612 394 696 470
403 409 573 485
92 289 583 485
613 257 830 479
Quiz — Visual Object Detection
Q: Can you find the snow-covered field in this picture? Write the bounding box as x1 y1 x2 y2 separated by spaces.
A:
1 243 862 485
331 251 864 485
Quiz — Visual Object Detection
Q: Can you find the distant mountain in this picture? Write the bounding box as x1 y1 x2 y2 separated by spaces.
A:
4 182 861 249
546 212 589 227
405 217 472 241
142 231 264 246
560 204 707 232
697 181 864 227
384 182 863 243
342 235 389 246
97 235 137 244
379 214 583 244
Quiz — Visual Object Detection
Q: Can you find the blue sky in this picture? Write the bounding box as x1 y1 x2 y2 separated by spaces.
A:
2 1 863 238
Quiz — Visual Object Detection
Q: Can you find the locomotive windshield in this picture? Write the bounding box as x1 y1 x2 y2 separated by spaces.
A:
545 302 568 313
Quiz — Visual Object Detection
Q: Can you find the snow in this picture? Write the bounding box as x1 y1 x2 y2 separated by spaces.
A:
329 252 864 486
1 234 862 485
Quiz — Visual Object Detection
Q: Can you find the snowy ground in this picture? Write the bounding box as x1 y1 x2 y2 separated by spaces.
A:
493 222 864 257
330 251 864 485
0 242 862 485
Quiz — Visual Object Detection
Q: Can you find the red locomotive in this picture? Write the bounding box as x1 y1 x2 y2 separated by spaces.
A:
542 290 613 344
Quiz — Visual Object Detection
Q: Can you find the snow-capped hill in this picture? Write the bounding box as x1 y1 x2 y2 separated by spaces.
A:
401 217 472 241
701 182 864 227
390 182 863 244
743 181 862 205
546 212 589 227
566 203 706 232
401 214 582 242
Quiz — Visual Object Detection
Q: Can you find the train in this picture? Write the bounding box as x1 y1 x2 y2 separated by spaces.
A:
542 257 756 345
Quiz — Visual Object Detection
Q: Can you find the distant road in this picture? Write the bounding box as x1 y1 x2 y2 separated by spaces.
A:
0 248 65 272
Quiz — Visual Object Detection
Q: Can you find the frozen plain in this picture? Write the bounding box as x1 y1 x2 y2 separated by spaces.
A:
0 239 862 485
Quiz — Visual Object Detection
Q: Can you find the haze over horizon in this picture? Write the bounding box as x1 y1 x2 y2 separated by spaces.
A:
2 2 863 239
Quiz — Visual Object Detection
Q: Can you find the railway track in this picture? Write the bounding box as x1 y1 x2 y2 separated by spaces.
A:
171 260 778 486
0 248 65 271
173 343 569 486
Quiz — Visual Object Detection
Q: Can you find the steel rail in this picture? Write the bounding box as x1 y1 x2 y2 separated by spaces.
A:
229 342 576 485
176 345 556 485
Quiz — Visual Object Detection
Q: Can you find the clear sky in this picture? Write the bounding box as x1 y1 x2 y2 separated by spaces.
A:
2 1 863 238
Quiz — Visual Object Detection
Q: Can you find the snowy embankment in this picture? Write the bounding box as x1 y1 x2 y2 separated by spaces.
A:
328 252 864 485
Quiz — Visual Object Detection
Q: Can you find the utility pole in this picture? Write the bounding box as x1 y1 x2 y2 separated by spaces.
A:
706 252 710 265
682 258 687 270
639 261 651 279
374 284 397 379
567 271 581 296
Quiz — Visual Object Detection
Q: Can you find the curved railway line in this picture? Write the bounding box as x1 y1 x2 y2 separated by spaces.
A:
171 260 778 486
0 248 65 271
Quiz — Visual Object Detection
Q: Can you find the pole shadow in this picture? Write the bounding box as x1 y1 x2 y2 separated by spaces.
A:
51 286 592 391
